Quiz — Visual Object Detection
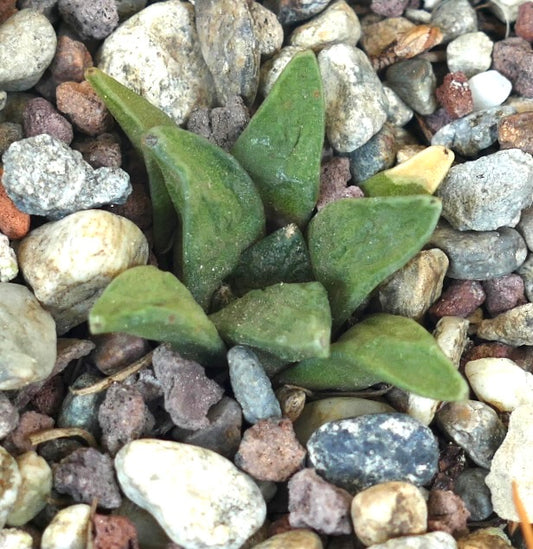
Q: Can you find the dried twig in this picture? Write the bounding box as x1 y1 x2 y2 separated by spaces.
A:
512 479 533 549
28 427 97 448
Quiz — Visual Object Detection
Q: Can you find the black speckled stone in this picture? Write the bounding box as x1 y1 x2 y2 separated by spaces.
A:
307 413 439 493
454 467 493 521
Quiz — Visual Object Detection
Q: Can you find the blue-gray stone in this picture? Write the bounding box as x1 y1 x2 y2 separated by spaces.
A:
431 106 516 157
454 468 493 521
429 221 527 280
436 149 533 231
228 346 281 424
518 206 533 251
307 413 439 493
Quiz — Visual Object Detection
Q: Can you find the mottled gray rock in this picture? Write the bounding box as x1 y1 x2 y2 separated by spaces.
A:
486 404 533 521
436 400 506 469
454 468 493 521
429 222 527 280
115 439 266 548
518 206 533 251
431 106 516 157
2 135 131 219
430 0 477 43
0 9 57 91
228 346 281 424
250 2 283 58
273 0 332 24
195 0 260 105
307 414 439 493
446 32 493 77
386 59 437 115
17 209 149 334
0 283 56 391
289 0 361 51
519 254 533 302
319 44 388 152
97 1 215 125
477 303 533 346
0 234 18 283
0 447 21 529
383 85 414 126
58 0 119 40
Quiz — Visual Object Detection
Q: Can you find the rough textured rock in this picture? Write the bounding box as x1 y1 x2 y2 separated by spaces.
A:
482 274 526 316
17 209 149 334
435 72 473 119
250 2 283 58
115 439 266 549
477 303 533 346
0 177 30 240
58 0 119 40
49 34 93 84
318 156 362 209
5 411 54 455
92 514 139 549
499 111 533 155
427 489 470 536
22 97 73 144
429 280 485 319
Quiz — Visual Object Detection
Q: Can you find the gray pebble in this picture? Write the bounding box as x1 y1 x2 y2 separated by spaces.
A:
430 0 478 43
319 44 388 153
0 9 57 92
386 59 437 115
307 413 439 493
435 400 506 469
274 0 332 24
454 468 493 521
250 2 283 58
228 346 281 424
383 85 414 127
431 106 516 157
2 134 131 219
0 393 19 440
518 206 533 251
58 0 118 39
429 221 527 280
437 149 533 231
18 0 59 22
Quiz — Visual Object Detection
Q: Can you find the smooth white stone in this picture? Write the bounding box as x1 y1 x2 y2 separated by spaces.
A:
465 357 533 411
468 70 512 111
41 504 91 549
0 447 21 529
0 528 33 549
115 439 266 549
0 233 18 282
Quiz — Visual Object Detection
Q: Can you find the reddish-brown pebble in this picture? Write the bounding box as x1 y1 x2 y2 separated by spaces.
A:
73 133 122 169
427 489 470 536
462 342 515 365
498 112 533 154
107 183 153 230
50 34 93 83
267 515 292 537
429 280 486 319
4 411 54 455
317 157 363 210
92 513 139 549
435 72 473 119
234 418 306 482
516 2 533 42
0 170 30 240
56 80 114 136
482 274 527 316
0 0 16 24
22 97 73 144
91 333 150 376
31 375 66 416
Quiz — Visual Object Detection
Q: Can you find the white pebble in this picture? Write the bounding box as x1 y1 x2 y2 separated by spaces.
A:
446 32 493 77
0 233 18 282
468 70 512 111
41 504 91 549
465 357 533 411
0 528 33 548
0 447 21 529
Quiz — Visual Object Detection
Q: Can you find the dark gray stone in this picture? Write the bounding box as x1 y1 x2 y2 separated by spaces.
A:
454 468 493 521
435 400 506 469
429 221 527 280
271 0 332 24
430 0 478 43
58 0 119 40
307 413 439 493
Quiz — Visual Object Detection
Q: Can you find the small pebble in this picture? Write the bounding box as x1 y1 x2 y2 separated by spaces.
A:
31 375 65 417
275 0 331 24
58 0 119 40
519 254 533 301
434 316 469 367
485 404 533 521
446 32 493 77
288 468 352 535
276 386 306 422
6 451 52 527
249 2 283 58
0 284 56 391
0 447 21 529
371 0 408 16
56 80 114 136
498 111 533 154
73 132 122 169
516 1 533 41
17 209 148 334
92 513 139 549
252 529 323 549
430 0 478 43
435 72 473 119
367 531 458 548
5 411 54 455
152 344 224 430
465 357 533 411
49 34 93 84
360 16 415 57
492 37 531 85
0 528 33 549
317 156 362 210
22 97 73 144
454 468 493 521
307 414 439 493
0 392 18 439
235 418 306 482
457 528 513 549
429 280 485 320
40 504 91 549
378 248 449 321
319 43 388 152
468 70 513 111
386 58 437 115
477 303 533 345
91 332 149 375
0 9 57 91
383 85 414 126
289 0 362 51
351 481 427 546
427 490 469 537
0 122 23 156
116 439 266 548
482 274 526 316
54 447 122 509
429 222 527 280
0 233 18 282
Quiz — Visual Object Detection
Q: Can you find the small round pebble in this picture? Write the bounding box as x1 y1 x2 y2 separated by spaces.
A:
249 2 283 58
49 34 93 84
0 447 21 529
115 439 266 549
468 70 512 111
351 481 427 545
92 514 139 549
454 468 493 521
307 413 439 493
252 529 323 549
446 32 493 77
41 504 91 549
458 527 513 549
0 392 18 440
58 0 119 40
276 0 331 24
429 280 485 319
482 274 526 316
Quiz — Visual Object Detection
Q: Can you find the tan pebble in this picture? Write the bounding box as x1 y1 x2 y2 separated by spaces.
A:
41 504 91 549
251 529 323 549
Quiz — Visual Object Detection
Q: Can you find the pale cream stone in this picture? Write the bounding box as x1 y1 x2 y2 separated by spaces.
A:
433 316 469 368
0 528 33 549
0 447 21 529
0 233 18 282
41 504 91 549
251 529 323 548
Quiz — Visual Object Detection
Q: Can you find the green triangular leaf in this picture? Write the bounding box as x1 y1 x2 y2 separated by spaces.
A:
209 282 331 362
142 125 265 310
85 67 177 253
231 50 325 227
89 266 226 365
308 195 442 328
